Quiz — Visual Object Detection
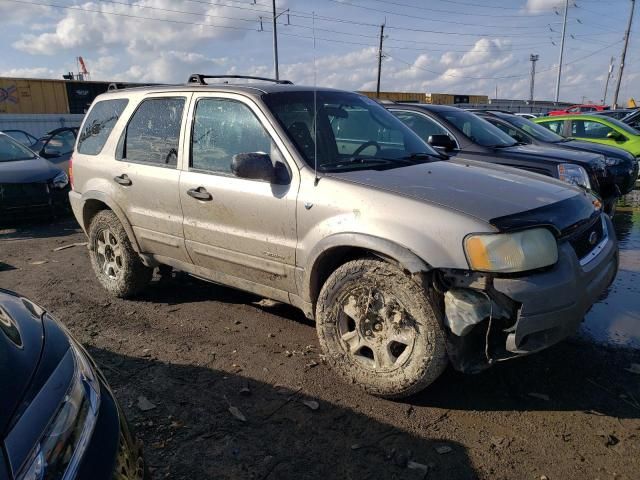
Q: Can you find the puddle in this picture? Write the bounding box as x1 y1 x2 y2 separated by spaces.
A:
579 189 640 349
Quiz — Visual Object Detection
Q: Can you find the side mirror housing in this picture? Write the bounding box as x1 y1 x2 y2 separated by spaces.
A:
231 152 289 184
606 130 625 141
428 134 456 151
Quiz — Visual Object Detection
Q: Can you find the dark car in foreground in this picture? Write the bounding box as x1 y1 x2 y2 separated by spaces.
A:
0 132 70 221
0 289 145 480
388 104 616 214
475 110 638 202
1 130 38 148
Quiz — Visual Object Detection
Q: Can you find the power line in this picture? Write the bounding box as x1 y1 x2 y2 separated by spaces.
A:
328 0 558 19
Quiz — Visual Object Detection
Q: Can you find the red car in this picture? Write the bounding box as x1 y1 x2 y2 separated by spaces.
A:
548 104 609 116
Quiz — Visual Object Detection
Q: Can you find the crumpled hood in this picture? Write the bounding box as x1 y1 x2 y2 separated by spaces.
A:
500 143 602 166
0 157 61 184
329 158 588 224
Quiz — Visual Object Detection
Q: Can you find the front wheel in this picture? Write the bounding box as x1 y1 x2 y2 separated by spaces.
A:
316 259 448 398
88 210 152 298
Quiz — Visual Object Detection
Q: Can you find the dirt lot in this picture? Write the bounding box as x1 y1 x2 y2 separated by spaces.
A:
1 218 639 480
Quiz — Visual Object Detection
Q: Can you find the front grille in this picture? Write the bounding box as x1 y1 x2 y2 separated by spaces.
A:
568 216 605 260
0 182 51 208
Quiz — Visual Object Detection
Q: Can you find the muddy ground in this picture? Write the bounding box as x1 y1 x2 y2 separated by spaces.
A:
1 217 639 480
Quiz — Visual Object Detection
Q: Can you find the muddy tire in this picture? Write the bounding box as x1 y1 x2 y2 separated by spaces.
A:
88 210 151 298
316 259 448 398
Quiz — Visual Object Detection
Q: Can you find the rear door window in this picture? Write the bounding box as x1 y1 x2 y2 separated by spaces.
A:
77 99 128 155
393 111 453 143
118 98 185 167
45 130 76 156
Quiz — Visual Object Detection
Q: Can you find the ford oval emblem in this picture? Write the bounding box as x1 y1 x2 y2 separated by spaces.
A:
588 231 598 245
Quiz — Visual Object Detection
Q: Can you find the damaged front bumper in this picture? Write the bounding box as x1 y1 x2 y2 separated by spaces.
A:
442 214 618 373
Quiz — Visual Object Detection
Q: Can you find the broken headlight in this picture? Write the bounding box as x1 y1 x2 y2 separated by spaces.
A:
52 171 69 189
16 341 100 480
557 163 590 190
464 228 558 273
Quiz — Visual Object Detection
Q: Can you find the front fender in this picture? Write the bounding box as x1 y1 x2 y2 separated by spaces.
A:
301 232 431 304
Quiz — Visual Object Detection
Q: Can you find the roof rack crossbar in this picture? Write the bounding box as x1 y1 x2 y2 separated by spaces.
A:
187 74 293 85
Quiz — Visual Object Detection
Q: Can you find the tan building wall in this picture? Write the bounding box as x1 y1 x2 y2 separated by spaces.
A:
0 78 70 114
359 91 427 102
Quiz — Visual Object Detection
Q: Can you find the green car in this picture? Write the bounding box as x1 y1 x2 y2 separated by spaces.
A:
534 114 640 157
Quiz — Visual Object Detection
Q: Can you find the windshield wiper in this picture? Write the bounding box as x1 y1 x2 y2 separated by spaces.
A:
400 152 438 162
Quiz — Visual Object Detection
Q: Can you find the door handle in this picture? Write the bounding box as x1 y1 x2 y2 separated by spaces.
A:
187 187 212 201
113 174 132 186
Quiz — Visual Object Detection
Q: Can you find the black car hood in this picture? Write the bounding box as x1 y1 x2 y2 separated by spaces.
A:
329 158 590 226
497 143 602 166
0 290 45 434
0 157 61 184
560 139 635 161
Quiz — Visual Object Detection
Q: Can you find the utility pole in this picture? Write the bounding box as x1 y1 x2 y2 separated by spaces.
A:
603 56 615 105
376 23 385 98
554 0 569 104
529 54 539 102
612 0 636 109
272 0 279 80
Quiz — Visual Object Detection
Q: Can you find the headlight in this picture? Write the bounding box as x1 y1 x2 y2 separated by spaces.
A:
52 171 69 189
16 342 100 480
464 228 558 273
558 163 591 189
604 156 621 166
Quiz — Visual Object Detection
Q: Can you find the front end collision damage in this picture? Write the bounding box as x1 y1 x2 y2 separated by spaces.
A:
427 213 618 374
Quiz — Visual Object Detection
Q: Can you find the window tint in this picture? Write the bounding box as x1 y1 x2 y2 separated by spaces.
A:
45 130 76 155
122 98 185 166
191 98 277 174
0 134 37 162
571 120 615 139
78 99 128 155
540 120 564 135
486 119 528 143
5 131 29 146
440 109 516 147
264 91 436 172
393 111 453 143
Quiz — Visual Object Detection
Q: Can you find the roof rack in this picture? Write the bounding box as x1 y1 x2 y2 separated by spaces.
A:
107 82 162 91
187 74 293 85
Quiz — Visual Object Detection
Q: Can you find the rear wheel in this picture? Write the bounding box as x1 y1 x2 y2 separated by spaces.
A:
316 259 448 398
88 210 151 298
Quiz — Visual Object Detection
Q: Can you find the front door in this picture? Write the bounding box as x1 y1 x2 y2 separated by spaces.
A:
179 94 299 294
111 94 191 262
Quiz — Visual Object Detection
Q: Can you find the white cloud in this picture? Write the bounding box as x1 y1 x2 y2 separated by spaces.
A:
525 0 565 13
0 67 58 78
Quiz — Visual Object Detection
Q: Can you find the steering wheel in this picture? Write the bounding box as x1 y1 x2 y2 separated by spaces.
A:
352 140 381 157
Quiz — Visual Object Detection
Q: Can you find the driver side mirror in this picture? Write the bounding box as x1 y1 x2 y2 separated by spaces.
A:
428 134 456 151
42 149 62 159
606 130 625 141
231 152 290 184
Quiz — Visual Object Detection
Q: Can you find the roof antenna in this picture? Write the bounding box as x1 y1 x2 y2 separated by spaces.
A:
313 9 319 186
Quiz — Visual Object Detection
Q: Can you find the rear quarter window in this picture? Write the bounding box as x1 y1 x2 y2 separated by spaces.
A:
77 99 129 155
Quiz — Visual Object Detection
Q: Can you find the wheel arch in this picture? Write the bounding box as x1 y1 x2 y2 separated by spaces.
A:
304 233 432 307
80 191 141 252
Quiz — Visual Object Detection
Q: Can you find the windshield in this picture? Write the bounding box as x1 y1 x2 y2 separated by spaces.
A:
439 109 517 147
263 91 438 172
0 134 37 162
498 113 565 142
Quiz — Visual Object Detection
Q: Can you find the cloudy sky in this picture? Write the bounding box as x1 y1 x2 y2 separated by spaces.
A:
1 0 638 103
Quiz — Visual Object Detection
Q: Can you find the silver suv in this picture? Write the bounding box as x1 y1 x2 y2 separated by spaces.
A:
69 75 618 398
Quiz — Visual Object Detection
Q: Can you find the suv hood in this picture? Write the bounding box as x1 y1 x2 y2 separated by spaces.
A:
0 157 61 184
0 290 44 434
329 158 586 224
561 139 636 161
498 143 602 167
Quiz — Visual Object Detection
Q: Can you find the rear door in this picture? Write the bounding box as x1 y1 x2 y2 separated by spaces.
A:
179 93 299 294
111 93 191 262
